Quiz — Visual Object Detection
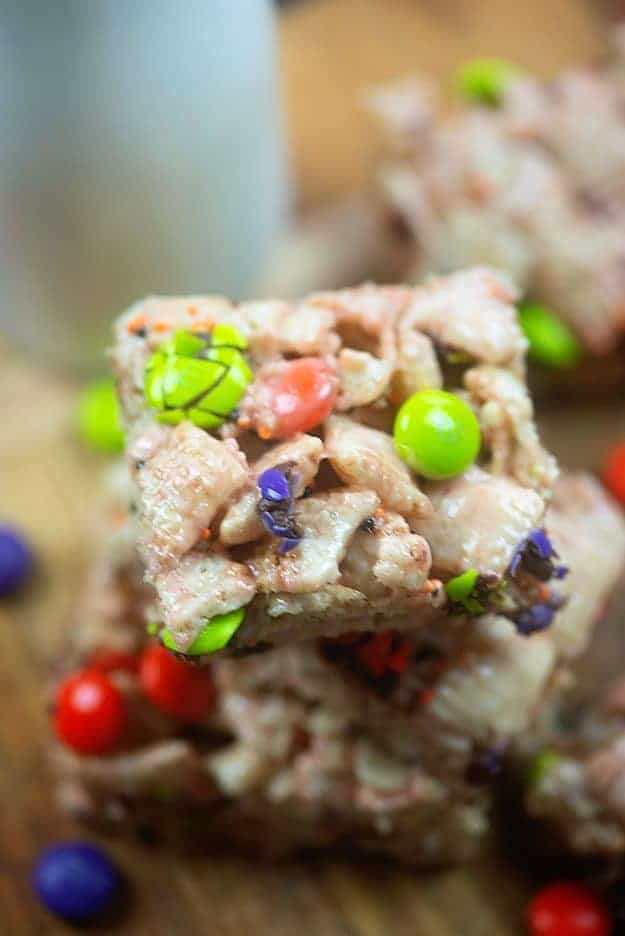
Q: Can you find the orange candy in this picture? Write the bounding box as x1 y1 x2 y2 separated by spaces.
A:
264 358 337 439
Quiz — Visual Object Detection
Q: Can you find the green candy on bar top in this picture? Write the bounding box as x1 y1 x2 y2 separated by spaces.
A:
144 326 252 430
444 569 484 614
393 389 481 481
455 57 520 105
161 607 246 656
168 324 248 357
519 303 582 369
77 377 125 454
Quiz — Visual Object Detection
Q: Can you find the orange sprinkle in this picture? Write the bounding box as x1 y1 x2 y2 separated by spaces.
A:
537 583 551 602
198 528 212 541
110 508 127 529
258 425 273 440
191 320 214 332
127 313 146 334
153 322 170 333
187 305 198 317
237 416 252 430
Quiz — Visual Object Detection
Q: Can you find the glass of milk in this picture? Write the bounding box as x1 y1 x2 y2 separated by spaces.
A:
0 0 288 371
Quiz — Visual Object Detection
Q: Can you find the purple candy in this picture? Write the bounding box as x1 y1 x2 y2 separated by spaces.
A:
32 841 120 921
514 602 557 636
509 528 568 582
0 525 33 596
257 465 303 551
257 467 291 503
278 536 301 555
260 511 293 538
527 528 555 559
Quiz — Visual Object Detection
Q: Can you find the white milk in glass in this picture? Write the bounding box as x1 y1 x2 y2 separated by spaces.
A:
0 1 287 370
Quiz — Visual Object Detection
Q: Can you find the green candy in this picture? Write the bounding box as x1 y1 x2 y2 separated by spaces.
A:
525 749 562 787
77 378 125 454
519 303 581 369
161 607 246 656
145 325 252 429
394 389 481 480
445 569 484 614
455 57 519 105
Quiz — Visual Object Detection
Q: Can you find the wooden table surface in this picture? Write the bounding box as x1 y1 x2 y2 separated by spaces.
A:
1 2 621 934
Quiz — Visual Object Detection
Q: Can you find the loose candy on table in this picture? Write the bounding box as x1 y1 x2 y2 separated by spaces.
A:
54 669 127 755
519 304 581 369
603 441 625 506
138 643 216 721
32 841 120 922
144 326 252 429
455 57 520 104
528 882 612 936
77 378 125 453
393 389 481 480
0 525 33 596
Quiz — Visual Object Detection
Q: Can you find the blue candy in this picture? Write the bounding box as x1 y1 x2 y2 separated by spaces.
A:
32 842 120 922
0 525 33 596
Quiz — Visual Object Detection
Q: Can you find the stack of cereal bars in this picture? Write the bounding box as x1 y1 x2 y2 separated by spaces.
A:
52 269 625 866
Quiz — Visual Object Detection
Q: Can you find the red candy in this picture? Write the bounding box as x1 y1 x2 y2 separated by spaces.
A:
138 644 216 722
54 670 127 755
603 441 625 505
356 631 412 678
528 882 612 936
263 358 337 439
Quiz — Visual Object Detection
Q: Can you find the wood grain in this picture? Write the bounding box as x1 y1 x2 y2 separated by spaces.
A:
0 2 619 933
